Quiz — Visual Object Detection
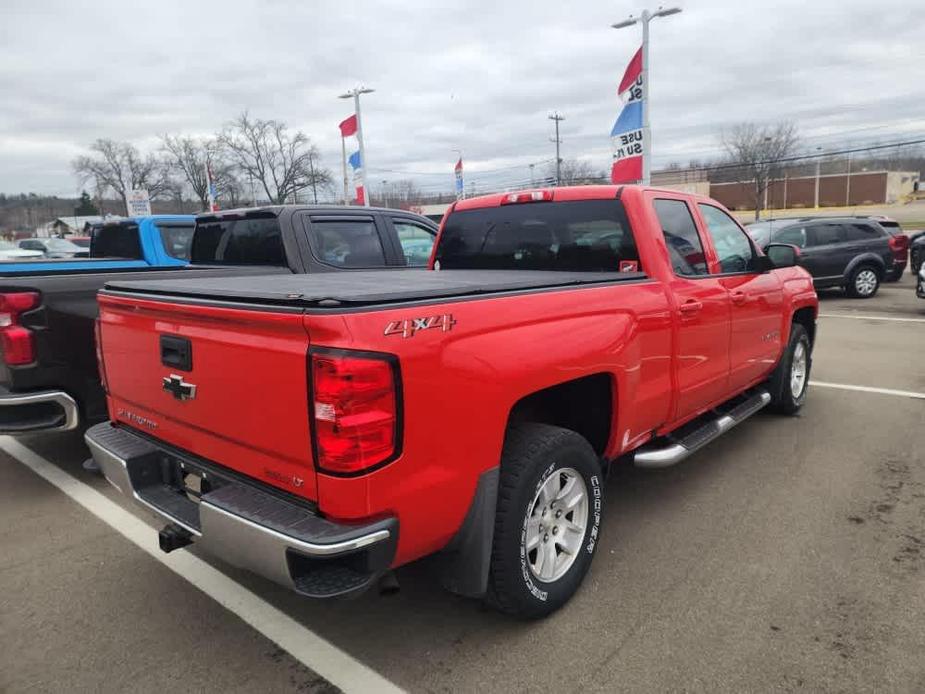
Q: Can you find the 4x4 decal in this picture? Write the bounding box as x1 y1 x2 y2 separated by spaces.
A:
384 314 456 338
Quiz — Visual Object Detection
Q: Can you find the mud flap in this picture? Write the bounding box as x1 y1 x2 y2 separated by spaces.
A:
438 466 499 597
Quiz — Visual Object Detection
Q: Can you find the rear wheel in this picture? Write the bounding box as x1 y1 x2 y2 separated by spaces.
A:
846 265 880 298
485 423 602 619
911 247 922 275
768 323 811 415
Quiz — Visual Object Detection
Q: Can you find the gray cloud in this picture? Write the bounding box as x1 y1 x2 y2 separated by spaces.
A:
1 0 923 195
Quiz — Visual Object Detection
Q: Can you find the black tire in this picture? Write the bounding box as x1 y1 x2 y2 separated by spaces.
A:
911 248 922 275
485 423 603 619
768 323 811 415
846 264 880 299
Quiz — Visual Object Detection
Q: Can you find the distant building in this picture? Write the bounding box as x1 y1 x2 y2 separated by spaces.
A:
709 170 920 211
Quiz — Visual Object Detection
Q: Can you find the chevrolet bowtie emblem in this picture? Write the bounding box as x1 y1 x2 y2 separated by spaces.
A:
162 374 197 401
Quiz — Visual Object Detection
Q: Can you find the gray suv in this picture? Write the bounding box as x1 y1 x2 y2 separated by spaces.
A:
746 217 894 298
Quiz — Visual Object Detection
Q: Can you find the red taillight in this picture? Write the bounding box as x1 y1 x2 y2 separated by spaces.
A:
0 292 40 366
888 234 908 251
310 350 400 475
500 190 554 205
94 319 109 393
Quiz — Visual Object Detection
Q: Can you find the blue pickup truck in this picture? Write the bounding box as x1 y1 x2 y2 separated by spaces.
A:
2 215 194 274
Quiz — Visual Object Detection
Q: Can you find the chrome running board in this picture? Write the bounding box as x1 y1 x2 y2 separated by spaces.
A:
633 389 772 468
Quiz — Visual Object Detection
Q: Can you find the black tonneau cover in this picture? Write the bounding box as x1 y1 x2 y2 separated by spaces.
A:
104 269 646 308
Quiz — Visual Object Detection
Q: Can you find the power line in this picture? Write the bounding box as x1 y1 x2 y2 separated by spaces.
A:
655 137 925 177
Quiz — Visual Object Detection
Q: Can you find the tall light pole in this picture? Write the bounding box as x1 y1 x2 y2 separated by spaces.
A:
549 112 565 185
338 86 374 206
612 6 682 186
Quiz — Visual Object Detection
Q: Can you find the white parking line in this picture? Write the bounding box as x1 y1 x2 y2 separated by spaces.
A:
809 381 925 400
0 436 404 694
819 313 925 323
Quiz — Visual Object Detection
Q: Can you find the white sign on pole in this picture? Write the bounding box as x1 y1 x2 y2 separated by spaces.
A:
126 189 152 217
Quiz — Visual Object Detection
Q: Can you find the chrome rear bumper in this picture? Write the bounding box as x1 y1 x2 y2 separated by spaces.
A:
0 388 79 434
85 422 397 598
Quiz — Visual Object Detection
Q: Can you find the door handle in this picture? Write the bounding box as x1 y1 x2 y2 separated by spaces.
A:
730 290 747 306
679 299 703 315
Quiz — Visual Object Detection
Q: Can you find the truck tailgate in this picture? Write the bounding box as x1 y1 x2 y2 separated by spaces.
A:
98 292 317 500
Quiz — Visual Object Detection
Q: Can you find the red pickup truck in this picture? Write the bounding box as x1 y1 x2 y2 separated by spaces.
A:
86 185 818 618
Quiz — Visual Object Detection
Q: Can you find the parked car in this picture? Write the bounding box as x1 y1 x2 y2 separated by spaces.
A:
17 237 88 258
86 185 817 618
917 264 925 300
0 240 43 261
0 208 436 435
746 216 895 298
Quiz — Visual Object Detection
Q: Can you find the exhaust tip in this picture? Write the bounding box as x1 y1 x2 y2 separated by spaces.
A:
158 523 193 553
377 571 400 596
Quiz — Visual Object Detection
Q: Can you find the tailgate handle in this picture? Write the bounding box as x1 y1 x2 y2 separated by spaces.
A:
160 335 192 371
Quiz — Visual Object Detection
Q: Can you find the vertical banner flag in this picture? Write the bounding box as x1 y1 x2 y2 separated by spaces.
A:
339 115 363 204
454 157 464 199
610 46 644 184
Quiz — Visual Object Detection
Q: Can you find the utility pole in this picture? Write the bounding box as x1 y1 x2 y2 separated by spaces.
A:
529 163 536 186
814 146 822 209
338 86 375 206
548 112 565 185
845 148 852 208
612 6 682 185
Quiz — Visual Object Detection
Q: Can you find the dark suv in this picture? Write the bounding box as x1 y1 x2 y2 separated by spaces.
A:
746 217 894 298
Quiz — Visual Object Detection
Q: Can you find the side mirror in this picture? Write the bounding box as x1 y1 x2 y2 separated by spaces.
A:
765 243 800 269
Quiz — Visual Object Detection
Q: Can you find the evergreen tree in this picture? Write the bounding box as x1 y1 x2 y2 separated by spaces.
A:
74 191 99 216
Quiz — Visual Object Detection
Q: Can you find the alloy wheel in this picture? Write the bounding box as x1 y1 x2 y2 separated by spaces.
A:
523 467 589 583
790 341 808 399
855 269 877 296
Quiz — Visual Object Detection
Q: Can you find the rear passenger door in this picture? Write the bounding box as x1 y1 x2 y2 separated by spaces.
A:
844 222 890 268
802 222 847 282
301 214 395 270
652 196 731 421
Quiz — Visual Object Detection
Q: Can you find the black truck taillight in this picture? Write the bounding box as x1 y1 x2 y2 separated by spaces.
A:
309 349 401 475
0 292 40 366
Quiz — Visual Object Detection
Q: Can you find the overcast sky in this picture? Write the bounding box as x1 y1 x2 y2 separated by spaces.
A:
2 0 923 196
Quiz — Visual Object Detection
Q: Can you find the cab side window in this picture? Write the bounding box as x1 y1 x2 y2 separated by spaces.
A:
697 204 756 274
653 199 708 276
392 219 436 267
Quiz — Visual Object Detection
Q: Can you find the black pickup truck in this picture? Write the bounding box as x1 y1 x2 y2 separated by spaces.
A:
0 205 437 434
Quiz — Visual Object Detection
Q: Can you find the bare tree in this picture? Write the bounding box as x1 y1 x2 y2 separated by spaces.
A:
72 139 170 211
545 159 600 186
721 122 799 221
161 134 216 210
218 112 332 204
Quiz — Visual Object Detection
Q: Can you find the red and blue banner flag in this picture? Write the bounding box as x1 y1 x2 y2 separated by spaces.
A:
610 45 645 184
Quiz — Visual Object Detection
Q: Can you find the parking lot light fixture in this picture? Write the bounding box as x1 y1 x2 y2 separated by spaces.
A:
612 6 683 185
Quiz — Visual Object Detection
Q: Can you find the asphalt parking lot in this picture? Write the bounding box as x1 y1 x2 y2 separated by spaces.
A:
2 275 923 694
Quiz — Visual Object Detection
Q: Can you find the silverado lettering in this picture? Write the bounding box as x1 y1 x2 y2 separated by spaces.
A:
86 185 818 619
